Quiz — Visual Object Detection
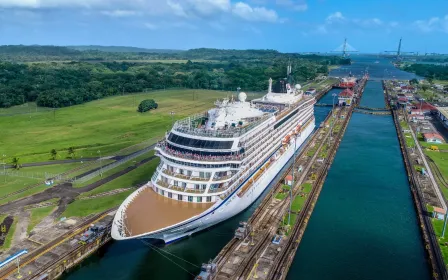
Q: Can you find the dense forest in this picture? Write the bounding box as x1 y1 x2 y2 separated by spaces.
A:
402 63 448 81
0 45 350 108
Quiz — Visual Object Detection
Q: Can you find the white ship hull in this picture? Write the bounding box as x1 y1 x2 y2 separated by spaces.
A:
111 118 315 243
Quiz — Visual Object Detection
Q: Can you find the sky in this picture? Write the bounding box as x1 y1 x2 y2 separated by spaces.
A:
0 0 447 53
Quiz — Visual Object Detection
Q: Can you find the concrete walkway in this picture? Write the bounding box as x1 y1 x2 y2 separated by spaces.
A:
409 125 447 210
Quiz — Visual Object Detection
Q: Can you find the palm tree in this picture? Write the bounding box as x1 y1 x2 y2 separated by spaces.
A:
11 157 21 170
50 149 57 160
68 147 75 158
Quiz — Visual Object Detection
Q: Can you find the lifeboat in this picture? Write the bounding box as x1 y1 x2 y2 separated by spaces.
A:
282 134 291 145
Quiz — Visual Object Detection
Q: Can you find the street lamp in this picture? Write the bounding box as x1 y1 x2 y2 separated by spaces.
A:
170 111 175 128
1 154 5 183
288 131 301 227
97 150 103 177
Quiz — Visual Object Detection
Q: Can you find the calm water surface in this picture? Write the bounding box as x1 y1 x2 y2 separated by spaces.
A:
286 79 429 279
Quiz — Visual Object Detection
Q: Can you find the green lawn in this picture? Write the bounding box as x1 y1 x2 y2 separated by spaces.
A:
73 151 155 188
27 206 56 233
1 216 18 251
420 141 448 150
400 120 410 130
302 183 312 193
404 133 415 148
0 185 49 205
291 195 306 212
62 190 133 218
307 145 318 157
425 151 448 182
80 157 160 197
275 193 287 200
0 176 42 198
282 213 298 236
1 89 240 164
431 218 448 266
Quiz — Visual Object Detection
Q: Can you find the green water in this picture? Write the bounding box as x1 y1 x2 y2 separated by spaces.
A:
286 81 430 279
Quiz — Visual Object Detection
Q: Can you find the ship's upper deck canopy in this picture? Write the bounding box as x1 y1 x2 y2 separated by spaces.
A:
206 96 264 130
171 77 304 139
172 92 277 138
252 77 303 106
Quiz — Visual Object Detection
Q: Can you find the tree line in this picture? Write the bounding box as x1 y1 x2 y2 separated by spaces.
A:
402 63 448 81
0 46 350 108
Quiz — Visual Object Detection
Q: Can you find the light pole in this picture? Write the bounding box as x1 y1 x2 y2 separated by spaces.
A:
288 131 300 227
97 150 103 178
1 154 5 183
170 111 175 128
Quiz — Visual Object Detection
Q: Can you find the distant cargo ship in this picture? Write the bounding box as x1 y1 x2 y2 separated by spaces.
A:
111 66 316 243
334 72 357 89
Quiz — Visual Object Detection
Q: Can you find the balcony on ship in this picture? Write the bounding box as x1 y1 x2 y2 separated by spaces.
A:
156 179 207 194
155 141 244 163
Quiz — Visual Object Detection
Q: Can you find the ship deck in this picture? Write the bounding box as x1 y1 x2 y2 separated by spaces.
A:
123 187 213 237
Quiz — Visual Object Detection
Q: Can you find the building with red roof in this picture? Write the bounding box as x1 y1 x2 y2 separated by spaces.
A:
285 174 293 186
423 133 444 144
338 89 354 106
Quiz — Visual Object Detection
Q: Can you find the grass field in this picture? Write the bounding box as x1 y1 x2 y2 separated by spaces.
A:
73 151 154 188
1 89 245 164
27 206 56 233
80 156 160 197
62 190 133 218
425 151 448 181
302 182 312 193
431 218 448 266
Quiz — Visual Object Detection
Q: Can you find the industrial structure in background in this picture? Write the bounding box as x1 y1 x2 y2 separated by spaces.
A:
332 38 358 58
383 38 416 60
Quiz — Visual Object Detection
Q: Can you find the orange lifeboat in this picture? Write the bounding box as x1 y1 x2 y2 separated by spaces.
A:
282 134 291 145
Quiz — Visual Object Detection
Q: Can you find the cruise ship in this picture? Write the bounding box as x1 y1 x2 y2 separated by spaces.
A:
111 67 316 243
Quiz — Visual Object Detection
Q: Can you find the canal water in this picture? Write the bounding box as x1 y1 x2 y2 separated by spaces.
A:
63 56 427 280
286 63 430 279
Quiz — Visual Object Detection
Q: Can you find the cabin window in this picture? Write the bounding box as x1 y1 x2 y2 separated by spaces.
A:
207 196 212 202
178 194 183 201
174 180 178 186
168 192 172 198
201 184 207 190
188 196 193 202
197 197 203 203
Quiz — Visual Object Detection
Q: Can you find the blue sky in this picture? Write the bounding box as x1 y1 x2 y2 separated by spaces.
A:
0 0 447 53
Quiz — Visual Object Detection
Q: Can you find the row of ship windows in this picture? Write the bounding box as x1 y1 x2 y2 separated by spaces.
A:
161 176 223 189
163 156 241 169
155 187 213 202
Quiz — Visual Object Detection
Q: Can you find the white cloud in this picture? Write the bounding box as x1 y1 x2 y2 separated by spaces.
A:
413 15 448 33
326 11 345 23
232 2 278 22
276 0 307 11
315 24 327 34
100 9 139 17
353 17 383 27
